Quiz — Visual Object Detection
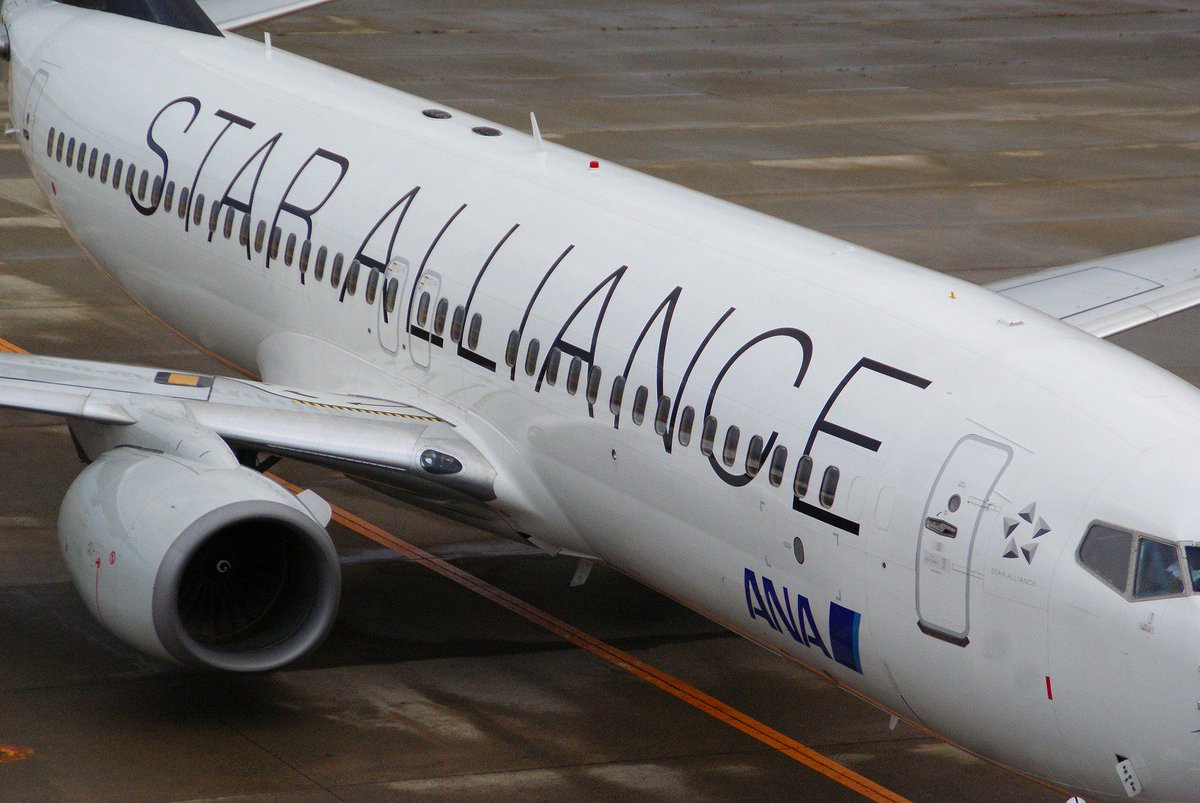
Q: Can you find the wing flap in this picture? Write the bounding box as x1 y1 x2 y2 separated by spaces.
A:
988 236 1200 338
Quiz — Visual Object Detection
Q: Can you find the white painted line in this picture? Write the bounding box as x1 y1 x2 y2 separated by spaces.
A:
807 85 910 93
1009 78 1110 86
601 91 707 99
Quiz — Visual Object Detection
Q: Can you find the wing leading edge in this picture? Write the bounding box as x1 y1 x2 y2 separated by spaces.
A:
987 236 1200 338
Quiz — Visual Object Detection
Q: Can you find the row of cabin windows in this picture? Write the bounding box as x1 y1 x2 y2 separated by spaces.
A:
495 330 842 509
48 126 845 513
47 127 394 310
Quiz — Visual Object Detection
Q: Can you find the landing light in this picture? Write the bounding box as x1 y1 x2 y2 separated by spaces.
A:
420 449 463 475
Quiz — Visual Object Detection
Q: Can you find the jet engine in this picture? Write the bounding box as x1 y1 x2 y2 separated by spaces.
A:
58 447 340 672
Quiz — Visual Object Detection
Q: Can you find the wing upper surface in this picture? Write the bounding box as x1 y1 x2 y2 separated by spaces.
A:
0 353 497 501
197 0 336 30
987 236 1200 338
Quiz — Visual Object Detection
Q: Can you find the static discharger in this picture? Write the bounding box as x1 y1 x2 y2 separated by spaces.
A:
530 111 544 153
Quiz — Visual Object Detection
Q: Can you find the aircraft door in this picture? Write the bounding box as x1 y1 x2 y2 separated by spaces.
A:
915 435 1012 645
408 270 441 368
377 258 409 353
22 70 49 141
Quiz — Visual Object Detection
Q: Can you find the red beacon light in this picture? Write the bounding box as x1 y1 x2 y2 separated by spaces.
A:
589 160 600 170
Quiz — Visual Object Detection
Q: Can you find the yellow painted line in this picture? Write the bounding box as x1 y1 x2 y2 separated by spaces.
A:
0 745 33 764
291 398 441 422
271 475 910 803
0 338 29 354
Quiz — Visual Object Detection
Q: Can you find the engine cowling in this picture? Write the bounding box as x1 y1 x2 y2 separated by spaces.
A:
58 447 340 672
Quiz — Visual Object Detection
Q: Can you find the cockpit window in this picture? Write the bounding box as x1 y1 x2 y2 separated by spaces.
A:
1186 547 1200 593
1079 524 1133 593
1133 538 1184 599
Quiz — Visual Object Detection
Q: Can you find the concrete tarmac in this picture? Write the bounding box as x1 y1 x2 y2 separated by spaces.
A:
1 1 1197 800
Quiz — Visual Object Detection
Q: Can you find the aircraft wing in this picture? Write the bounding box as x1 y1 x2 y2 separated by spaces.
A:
197 0 336 31
987 236 1200 338
0 353 497 502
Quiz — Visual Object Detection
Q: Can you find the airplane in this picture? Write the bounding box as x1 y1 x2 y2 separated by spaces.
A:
0 0 1198 799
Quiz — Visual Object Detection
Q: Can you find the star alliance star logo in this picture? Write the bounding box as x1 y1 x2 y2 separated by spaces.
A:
1002 502 1050 564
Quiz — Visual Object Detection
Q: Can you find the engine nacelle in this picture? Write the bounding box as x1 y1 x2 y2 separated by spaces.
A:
58 447 340 672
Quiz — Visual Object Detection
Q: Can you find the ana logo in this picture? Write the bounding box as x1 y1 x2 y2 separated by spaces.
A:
1002 502 1051 563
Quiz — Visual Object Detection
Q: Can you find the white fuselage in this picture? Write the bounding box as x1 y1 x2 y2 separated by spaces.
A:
8 3 1200 799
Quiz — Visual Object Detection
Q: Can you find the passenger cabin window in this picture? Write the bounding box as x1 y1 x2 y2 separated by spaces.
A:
1134 538 1184 599
112 158 123 190
207 201 219 234
505 330 520 368
678 405 695 446
268 226 281 260
566 356 582 395
284 233 296 264
140 169 150 201
126 163 137 195
632 385 648 425
525 339 540 376
609 375 625 415
177 186 189 218
654 395 671 436
344 261 360 296
330 253 344 288
1079 524 1133 593
101 154 112 184
56 132 64 161
794 455 813 498
545 347 560 385
314 246 327 280
299 240 311 274
745 434 764 477
722 425 739 467
384 277 399 313
819 466 840 508
450 305 465 343
66 137 75 165
700 415 718 457
768 446 787 487
416 292 431 327
253 220 266 253
467 313 482 350
586 365 602 405
46 128 54 157
365 269 380 304
434 298 449 335
87 149 97 178
163 178 172 211
191 192 204 224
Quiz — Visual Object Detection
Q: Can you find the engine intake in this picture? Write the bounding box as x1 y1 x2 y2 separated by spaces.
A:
59 447 340 672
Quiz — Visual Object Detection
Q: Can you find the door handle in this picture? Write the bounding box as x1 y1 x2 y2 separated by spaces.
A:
925 517 958 537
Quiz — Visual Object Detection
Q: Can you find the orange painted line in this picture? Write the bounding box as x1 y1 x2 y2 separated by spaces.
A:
0 338 30 354
271 476 909 803
0 745 33 764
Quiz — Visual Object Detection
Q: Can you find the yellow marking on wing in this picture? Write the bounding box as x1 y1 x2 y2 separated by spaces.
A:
166 372 201 387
